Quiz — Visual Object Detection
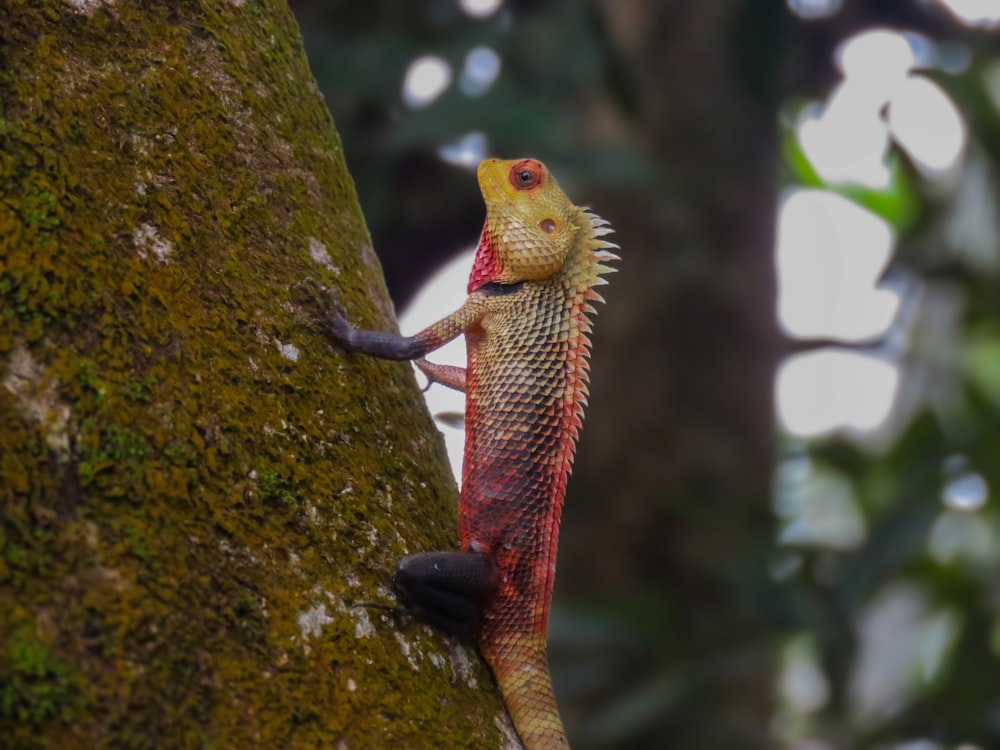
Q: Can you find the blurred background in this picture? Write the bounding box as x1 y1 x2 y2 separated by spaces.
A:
287 1 1000 748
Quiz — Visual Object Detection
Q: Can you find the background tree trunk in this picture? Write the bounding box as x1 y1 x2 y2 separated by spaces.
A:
0 3 510 747
555 2 784 747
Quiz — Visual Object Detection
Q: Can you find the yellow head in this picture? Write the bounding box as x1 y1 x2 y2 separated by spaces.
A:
470 158 580 289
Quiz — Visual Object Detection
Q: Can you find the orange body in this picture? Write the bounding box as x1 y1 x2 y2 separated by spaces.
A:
411 159 617 748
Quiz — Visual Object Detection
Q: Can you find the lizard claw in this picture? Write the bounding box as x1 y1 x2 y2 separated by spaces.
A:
347 599 407 618
414 358 435 392
294 277 356 346
293 276 333 307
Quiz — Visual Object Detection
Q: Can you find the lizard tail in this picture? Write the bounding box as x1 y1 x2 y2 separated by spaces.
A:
484 636 569 749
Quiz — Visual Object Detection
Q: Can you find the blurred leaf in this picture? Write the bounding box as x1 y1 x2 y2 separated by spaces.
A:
837 154 921 233
432 411 465 429
781 102 921 230
964 325 1000 409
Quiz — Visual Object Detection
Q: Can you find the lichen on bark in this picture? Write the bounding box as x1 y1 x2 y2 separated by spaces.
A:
0 2 507 747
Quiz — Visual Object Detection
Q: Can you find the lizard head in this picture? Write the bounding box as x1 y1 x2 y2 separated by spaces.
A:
469 158 579 290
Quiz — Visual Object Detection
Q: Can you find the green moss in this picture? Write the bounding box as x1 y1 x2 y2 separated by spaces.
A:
78 424 147 488
122 376 155 404
0 1 504 748
0 625 84 727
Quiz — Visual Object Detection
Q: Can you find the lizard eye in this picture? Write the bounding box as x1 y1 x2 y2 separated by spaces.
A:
509 160 542 190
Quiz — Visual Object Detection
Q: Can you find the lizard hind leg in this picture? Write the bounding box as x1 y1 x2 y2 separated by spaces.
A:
393 552 498 640
414 359 467 393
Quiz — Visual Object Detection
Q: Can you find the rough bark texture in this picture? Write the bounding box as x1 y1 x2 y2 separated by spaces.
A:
0 2 511 748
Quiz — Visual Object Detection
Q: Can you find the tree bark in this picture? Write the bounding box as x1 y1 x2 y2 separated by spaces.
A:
0 3 509 747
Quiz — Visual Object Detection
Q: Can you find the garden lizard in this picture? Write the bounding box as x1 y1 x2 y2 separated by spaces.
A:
319 157 617 749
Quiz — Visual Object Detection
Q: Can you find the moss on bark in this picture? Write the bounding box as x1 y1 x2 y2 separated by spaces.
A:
0 2 509 747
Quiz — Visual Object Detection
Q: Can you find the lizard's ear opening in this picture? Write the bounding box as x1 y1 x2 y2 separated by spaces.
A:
539 218 558 235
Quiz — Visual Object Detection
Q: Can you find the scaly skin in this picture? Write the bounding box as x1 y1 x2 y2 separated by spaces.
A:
320 158 617 749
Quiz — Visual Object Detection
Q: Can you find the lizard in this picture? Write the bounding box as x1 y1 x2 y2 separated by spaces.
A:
317 157 617 749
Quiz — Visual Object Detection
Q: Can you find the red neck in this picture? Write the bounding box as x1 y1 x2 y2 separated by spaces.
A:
467 223 499 293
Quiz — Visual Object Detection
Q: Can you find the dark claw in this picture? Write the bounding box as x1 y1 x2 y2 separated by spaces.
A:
294 277 357 346
324 306 355 346
414 359 434 392
292 276 334 309
347 600 407 618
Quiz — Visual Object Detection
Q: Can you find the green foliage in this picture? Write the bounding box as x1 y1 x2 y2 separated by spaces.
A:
772 29 1000 748
781 101 922 231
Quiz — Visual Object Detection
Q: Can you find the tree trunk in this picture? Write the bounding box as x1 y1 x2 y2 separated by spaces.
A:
557 2 784 747
0 3 509 747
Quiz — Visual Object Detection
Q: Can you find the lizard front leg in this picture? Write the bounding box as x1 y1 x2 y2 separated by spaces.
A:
314 284 488 363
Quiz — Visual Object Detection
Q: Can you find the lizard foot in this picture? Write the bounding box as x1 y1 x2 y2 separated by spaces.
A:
393 552 498 641
293 277 356 346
